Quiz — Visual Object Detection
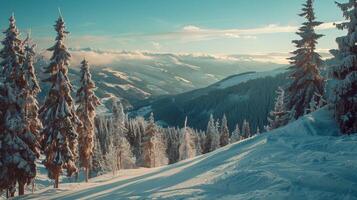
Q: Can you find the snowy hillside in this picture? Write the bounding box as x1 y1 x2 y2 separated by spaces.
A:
35 50 284 107
132 68 289 130
19 108 357 200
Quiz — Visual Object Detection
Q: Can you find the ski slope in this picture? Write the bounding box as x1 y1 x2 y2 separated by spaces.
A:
20 108 357 200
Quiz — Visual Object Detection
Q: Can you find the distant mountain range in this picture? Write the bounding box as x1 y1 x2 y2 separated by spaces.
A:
131 67 289 131
35 49 285 108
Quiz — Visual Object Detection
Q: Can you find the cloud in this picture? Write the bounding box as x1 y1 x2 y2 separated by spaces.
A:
30 21 340 54
147 21 338 42
125 21 338 44
40 48 153 66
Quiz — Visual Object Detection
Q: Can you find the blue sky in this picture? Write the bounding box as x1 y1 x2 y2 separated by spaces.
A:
0 0 347 55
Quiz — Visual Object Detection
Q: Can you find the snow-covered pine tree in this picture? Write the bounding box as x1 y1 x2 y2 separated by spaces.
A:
179 117 196 160
153 130 169 167
330 0 357 134
242 119 251 139
112 100 125 127
90 135 104 177
141 113 157 167
204 114 220 153
76 59 101 182
39 15 81 188
219 114 229 147
230 124 241 143
286 0 325 120
0 15 40 196
165 127 180 164
307 92 326 113
203 114 215 153
266 87 290 131
110 101 134 170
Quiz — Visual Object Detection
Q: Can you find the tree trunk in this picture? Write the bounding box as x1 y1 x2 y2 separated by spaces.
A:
119 151 122 170
32 180 35 193
6 189 9 198
85 167 89 183
10 190 14 197
54 174 59 188
18 181 25 196
75 171 79 182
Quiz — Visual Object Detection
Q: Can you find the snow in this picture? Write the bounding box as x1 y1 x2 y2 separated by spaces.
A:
16 108 357 200
214 67 287 89
174 76 192 84
102 68 131 82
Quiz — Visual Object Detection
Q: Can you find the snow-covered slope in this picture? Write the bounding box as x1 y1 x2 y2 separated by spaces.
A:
132 68 289 131
20 108 357 200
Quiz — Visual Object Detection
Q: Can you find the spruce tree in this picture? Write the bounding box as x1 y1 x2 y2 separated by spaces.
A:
76 59 100 182
219 114 229 147
0 15 40 196
141 113 157 167
179 117 196 160
230 124 241 143
39 15 81 188
331 0 357 134
204 114 220 153
266 87 290 131
286 0 325 120
242 120 251 139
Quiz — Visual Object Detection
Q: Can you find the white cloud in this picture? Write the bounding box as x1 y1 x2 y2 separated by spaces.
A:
140 21 338 43
182 25 202 32
40 49 153 66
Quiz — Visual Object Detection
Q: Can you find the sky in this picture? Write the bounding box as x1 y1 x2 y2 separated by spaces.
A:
0 0 348 56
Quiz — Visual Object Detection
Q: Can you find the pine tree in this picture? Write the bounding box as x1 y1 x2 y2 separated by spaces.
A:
242 120 251 139
112 100 125 127
39 15 81 188
179 117 196 160
204 114 220 153
91 135 104 177
141 113 157 167
230 124 241 143
286 0 325 120
0 15 40 196
331 0 357 134
307 92 326 113
76 59 100 182
266 87 290 131
109 101 134 170
219 114 229 147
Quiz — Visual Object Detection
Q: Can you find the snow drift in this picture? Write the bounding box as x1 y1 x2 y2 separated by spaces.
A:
19 108 357 200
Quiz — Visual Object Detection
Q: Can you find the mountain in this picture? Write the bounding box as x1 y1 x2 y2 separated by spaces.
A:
20 108 357 199
131 67 289 131
35 49 284 107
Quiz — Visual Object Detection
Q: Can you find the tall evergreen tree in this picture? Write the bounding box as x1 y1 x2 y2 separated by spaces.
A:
266 87 290 131
141 113 157 167
204 114 220 153
76 59 100 182
242 120 251 139
0 15 40 196
286 0 325 120
219 114 229 147
230 124 241 143
331 0 357 134
179 117 196 160
39 15 81 188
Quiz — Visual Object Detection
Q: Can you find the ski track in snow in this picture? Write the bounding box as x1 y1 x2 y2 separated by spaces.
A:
17 108 357 200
